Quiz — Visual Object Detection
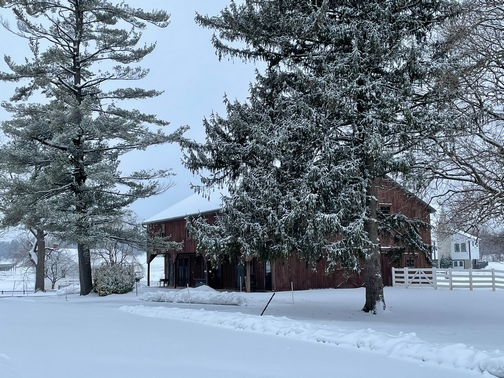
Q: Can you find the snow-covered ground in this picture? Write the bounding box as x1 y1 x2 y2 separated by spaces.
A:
1 262 503 378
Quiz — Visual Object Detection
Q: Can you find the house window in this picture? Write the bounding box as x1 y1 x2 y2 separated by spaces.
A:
454 243 460 252
186 228 191 239
406 258 415 267
453 261 463 268
460 243 467 253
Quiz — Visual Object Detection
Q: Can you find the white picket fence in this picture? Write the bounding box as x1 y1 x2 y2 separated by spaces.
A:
392 267 504 290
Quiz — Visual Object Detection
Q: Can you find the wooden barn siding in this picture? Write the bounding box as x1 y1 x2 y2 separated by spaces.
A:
376 178 432 246
272 257 364 292
271 252 417 291
150 179 433 290
148 214 216 287
381 253 393 287
217 260 237 290
150 213 216 254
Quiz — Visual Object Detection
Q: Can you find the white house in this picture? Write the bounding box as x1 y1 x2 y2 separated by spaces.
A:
437 231 480 269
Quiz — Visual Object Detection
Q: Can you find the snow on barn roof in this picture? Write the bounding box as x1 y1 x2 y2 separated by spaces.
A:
143 190 227 224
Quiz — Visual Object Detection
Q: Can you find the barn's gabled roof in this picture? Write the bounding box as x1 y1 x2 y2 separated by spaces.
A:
144 178 434 225
379 177 436 214
143 191 226 224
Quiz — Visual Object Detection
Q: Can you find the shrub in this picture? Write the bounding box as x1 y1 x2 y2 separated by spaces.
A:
440 256 453 269
93 264 135 296
474 260 489 269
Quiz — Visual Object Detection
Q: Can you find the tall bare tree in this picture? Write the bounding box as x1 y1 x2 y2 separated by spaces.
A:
424 0 504 231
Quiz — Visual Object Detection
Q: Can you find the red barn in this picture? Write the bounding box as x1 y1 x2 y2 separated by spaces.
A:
144 178 434 291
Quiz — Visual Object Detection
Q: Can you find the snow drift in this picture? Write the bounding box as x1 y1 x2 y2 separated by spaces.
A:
120 305 504 378
139 285 245 306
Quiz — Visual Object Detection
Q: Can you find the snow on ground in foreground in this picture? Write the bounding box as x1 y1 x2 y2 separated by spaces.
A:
121 294 504 378
2 262 504 378
139 285 246 305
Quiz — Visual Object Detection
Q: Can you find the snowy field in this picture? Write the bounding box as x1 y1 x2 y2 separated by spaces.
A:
1 262 503 378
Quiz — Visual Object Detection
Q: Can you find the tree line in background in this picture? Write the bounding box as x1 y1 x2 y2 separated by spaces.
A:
1 232 145 291
0 0 503 313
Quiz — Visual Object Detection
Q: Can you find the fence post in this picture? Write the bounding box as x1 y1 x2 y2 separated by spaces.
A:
405 267 409 288
449 269 453 290
392 268 396 287
433 268 437 290
492 269 496 291
469 269 473 291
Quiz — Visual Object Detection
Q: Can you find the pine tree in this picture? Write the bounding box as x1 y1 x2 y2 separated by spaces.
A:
0 0 186 295
0 139 54 292
183 0 456 313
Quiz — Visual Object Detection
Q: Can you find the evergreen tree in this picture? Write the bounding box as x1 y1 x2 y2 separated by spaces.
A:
0 140 53 292
0 0 186 295
183 0 456 313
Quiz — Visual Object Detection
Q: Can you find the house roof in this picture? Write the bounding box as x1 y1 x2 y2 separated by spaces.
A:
453 230 478 240
143 190 226 224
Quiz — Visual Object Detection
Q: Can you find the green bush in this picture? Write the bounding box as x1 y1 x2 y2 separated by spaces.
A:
93 264 135 296
440 256 453 269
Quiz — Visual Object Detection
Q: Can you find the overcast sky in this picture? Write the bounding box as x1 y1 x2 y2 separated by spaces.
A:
0 1 257 221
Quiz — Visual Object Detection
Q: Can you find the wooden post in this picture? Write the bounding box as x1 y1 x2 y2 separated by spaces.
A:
291 282 294 304
391 267 396 287
433 268 437 290
271 260 276 292
449 269 453 290
469 269 473 291
245 259 251 293
404 267 409 288
492 269 496 291
187 284 191 308
147 261 151 287
173 255 178 289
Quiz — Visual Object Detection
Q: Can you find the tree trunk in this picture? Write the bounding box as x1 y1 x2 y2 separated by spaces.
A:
362 171 385 313
78 243 93 295
34 229 46 292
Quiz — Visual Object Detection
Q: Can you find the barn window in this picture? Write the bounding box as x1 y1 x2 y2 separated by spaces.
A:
161 224 166 237
380 205 391 215
406 258 415 267
381 206 391 215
